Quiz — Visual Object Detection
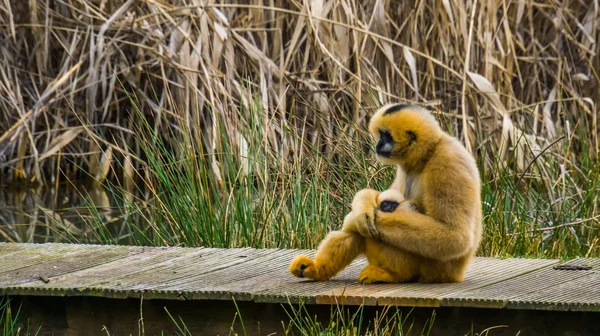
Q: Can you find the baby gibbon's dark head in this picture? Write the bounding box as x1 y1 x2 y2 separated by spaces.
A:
368 104 443 169
377 189 422 213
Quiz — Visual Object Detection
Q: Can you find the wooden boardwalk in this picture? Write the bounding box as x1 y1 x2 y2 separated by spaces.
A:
0 242 599 312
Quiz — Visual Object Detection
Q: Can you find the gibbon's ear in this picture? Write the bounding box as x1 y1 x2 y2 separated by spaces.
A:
406 130 417 144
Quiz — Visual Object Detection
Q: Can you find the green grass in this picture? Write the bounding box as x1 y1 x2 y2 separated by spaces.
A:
275 302 438 336
0 298 41 336
53 89 598 260
477 116 600 259
51 86 394 250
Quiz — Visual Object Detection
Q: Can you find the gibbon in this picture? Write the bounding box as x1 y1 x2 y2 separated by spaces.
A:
289 103 482 284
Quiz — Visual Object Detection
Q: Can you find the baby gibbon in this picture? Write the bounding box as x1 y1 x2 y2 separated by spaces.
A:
289 103 482 284
377 189 421 213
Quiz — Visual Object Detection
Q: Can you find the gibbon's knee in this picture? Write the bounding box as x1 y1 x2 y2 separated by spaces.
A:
341 189 380 236
350 189 380 213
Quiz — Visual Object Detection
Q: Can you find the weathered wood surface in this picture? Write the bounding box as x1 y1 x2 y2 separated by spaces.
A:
0 243 598 312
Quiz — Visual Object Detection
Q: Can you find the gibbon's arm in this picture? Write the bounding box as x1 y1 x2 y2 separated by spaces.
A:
374 210 474 261
389 166 406 192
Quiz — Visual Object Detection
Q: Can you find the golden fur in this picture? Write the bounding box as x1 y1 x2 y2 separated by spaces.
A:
289 103 482 284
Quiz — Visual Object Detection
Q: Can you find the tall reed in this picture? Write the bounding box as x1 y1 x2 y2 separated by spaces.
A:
0 1 598 257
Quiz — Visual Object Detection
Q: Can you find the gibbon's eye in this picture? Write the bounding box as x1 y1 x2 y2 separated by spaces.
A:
376 130 394 157
380 200 400 212
406 131 417 144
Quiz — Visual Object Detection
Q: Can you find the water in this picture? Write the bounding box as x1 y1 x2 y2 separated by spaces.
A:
0 182 138 244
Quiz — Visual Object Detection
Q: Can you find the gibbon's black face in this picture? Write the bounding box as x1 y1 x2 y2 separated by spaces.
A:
374 128 417 160
376 130 394 157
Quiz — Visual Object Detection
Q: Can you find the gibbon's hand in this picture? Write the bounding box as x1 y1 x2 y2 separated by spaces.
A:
342 189 380 238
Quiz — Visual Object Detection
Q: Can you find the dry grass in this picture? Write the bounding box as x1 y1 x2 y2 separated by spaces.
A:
0 0 597 181
0 1 598 257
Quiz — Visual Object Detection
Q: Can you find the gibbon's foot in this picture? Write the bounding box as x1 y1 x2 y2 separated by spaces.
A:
289 255 321 280
358 265 398 284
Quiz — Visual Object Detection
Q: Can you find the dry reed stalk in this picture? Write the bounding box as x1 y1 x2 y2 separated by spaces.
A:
0 0 596 187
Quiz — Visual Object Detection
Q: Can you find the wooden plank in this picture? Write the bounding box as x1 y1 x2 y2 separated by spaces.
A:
510 272 600 312
0 242 35 255
105 247 270 300
7 245 220 299
8 247 299 301
0 243 92 273
0 244 143 287
147 248 300 301
446 258 600 311
1 243 599 313
315 257 559 307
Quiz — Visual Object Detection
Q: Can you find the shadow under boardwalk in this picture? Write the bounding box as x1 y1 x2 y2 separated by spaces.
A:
0 242 599 335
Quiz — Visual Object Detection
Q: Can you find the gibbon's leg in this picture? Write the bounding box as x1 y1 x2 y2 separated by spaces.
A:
360 210 472 261
289 231 365 281
418 254 473 283
358 238 420 284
